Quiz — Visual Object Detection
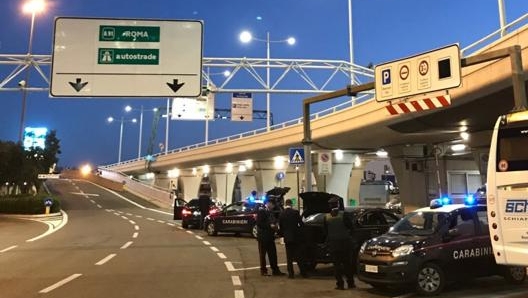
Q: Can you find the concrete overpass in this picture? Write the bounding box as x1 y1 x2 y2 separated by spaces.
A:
101 20 528 212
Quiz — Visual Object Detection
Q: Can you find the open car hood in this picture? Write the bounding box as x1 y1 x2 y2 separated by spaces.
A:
299 192 344 217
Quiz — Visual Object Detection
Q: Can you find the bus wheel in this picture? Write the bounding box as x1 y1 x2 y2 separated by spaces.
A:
416 262 445 296
503 266 526 284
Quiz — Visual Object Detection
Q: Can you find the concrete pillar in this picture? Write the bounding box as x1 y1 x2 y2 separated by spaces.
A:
315 152 354 204
213 171 237 205
238 173 258 200
348 158 364 207
179 175 202 201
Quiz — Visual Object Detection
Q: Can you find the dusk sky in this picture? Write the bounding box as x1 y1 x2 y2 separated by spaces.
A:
0 0 526 168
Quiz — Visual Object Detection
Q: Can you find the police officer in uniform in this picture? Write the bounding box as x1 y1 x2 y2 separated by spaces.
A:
324 196 355 290
279 199 307 278
256 197 285 276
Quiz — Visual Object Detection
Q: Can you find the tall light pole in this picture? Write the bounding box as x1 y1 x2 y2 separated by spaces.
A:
239 30 295 131
348 0 355 84
18 0 45 143
107 116 137 163
125 105 144 159
497 0 507 37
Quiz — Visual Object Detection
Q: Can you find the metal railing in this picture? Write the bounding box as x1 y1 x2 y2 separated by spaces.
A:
101 12 528 169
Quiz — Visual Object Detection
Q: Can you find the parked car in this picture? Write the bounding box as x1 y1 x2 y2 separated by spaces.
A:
357 198 526 295
299 192 400 270
203 200 264 238
173 198 187 220
181 197 217 229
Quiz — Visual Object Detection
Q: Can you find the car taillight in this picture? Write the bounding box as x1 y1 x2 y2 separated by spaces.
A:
182 208 192 216
209 208 219 215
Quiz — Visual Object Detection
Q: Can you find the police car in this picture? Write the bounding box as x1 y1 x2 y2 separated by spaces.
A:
203 199 265 238
357 196 526 295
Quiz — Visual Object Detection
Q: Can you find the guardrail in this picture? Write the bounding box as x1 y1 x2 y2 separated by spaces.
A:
102 12 528 170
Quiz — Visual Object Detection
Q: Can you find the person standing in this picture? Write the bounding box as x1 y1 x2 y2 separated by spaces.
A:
324 196 355 290
256 198 285 276
279 199 307 278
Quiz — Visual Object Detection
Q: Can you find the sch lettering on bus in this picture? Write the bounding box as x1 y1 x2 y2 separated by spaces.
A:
505 199 528 213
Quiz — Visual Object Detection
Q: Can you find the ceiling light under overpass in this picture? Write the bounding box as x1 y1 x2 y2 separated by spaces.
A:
334 149 344 161
376 149 388 158
451 144 466 152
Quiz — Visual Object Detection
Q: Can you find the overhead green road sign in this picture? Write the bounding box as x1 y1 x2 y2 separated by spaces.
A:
50 17 203 98
99 25 160 42
98 48 159 65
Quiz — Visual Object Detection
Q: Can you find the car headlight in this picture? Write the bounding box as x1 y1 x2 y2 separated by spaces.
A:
359 242 368 254
392 244 414 258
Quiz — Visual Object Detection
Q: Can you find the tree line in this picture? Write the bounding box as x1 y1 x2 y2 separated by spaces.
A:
0 130 61 195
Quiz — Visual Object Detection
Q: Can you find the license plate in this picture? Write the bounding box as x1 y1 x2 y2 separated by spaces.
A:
365 265 378 273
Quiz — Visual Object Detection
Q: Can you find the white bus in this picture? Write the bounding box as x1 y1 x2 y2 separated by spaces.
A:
487 109 528 266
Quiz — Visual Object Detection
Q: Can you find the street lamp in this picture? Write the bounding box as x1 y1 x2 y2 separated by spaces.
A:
124 105 146 159
18 0 46 143
107 116 137 163
239 30 295 131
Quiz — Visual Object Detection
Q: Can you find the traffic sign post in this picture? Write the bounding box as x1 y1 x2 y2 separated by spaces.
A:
231 93 253 121
375 44 461 102
43 197 53 215
289 147 305 165
50 17 203 97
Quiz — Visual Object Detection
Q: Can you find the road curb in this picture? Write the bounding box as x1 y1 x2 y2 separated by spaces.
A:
0 212 62 219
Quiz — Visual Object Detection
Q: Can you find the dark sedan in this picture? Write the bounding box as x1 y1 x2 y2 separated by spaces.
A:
299 192 400 270
181 197 217 229
203 200 264 238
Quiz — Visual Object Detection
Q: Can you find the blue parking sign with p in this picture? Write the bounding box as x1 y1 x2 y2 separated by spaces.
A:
382 69 391 85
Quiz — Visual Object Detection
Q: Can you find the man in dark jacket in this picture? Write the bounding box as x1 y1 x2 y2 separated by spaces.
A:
324 196 355 290
256 198 285 276
279 199 307 278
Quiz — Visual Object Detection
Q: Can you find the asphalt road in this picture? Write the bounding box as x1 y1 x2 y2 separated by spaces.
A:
1 178 527 298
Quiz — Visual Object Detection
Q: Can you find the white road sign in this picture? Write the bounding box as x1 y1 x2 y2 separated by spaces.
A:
171 96 214 121
375 44 461 102
50 17 203 97
231 92 253 121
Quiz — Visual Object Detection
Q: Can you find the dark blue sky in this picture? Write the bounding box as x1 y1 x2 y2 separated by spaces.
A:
0 0 526 168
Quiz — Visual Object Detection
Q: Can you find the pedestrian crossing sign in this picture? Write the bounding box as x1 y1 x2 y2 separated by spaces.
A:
289 147 305 165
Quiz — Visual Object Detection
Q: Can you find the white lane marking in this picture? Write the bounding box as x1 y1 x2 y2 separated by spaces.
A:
202 241 211 246
225 261 235 271
126 213 133 216
210 246 219 252
0 245 18 253
186 230 194 235
96 204 102 208
74 185 80 190
234 290 244 298
121 216 128 220
129 220 136 225
106 209 113 212
26 210 69 242
132 232 139 238
231 275 241 286
116 211 123 214
90 199 96 204
147 218 155 221
70 192 99 197
135 215 142 218
392 294 415 298
39 273 82 294
157 220 165 224
113 212 120 216
195 235 204 240
120 241 133 249
217 253 227 259
82 181 172 215
177 227 183 230
228 263 288 272
167 223 175 227
95 253 116 265
134 225 139 231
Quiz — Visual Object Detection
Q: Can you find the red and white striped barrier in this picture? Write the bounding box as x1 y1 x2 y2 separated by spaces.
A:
386 95 451 115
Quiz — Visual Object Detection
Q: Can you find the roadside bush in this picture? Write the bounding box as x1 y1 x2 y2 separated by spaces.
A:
0 194 61 214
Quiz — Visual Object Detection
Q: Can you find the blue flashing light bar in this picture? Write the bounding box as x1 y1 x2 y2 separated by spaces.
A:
465 194 476 205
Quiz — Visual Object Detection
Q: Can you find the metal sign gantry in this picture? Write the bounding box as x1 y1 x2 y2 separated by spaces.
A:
0 54 374 94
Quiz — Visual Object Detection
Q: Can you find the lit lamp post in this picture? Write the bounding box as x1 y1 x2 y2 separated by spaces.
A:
239 31 295 131
204 68 231 144
107 116 137 163
124 105 146 159
18 0 46 143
